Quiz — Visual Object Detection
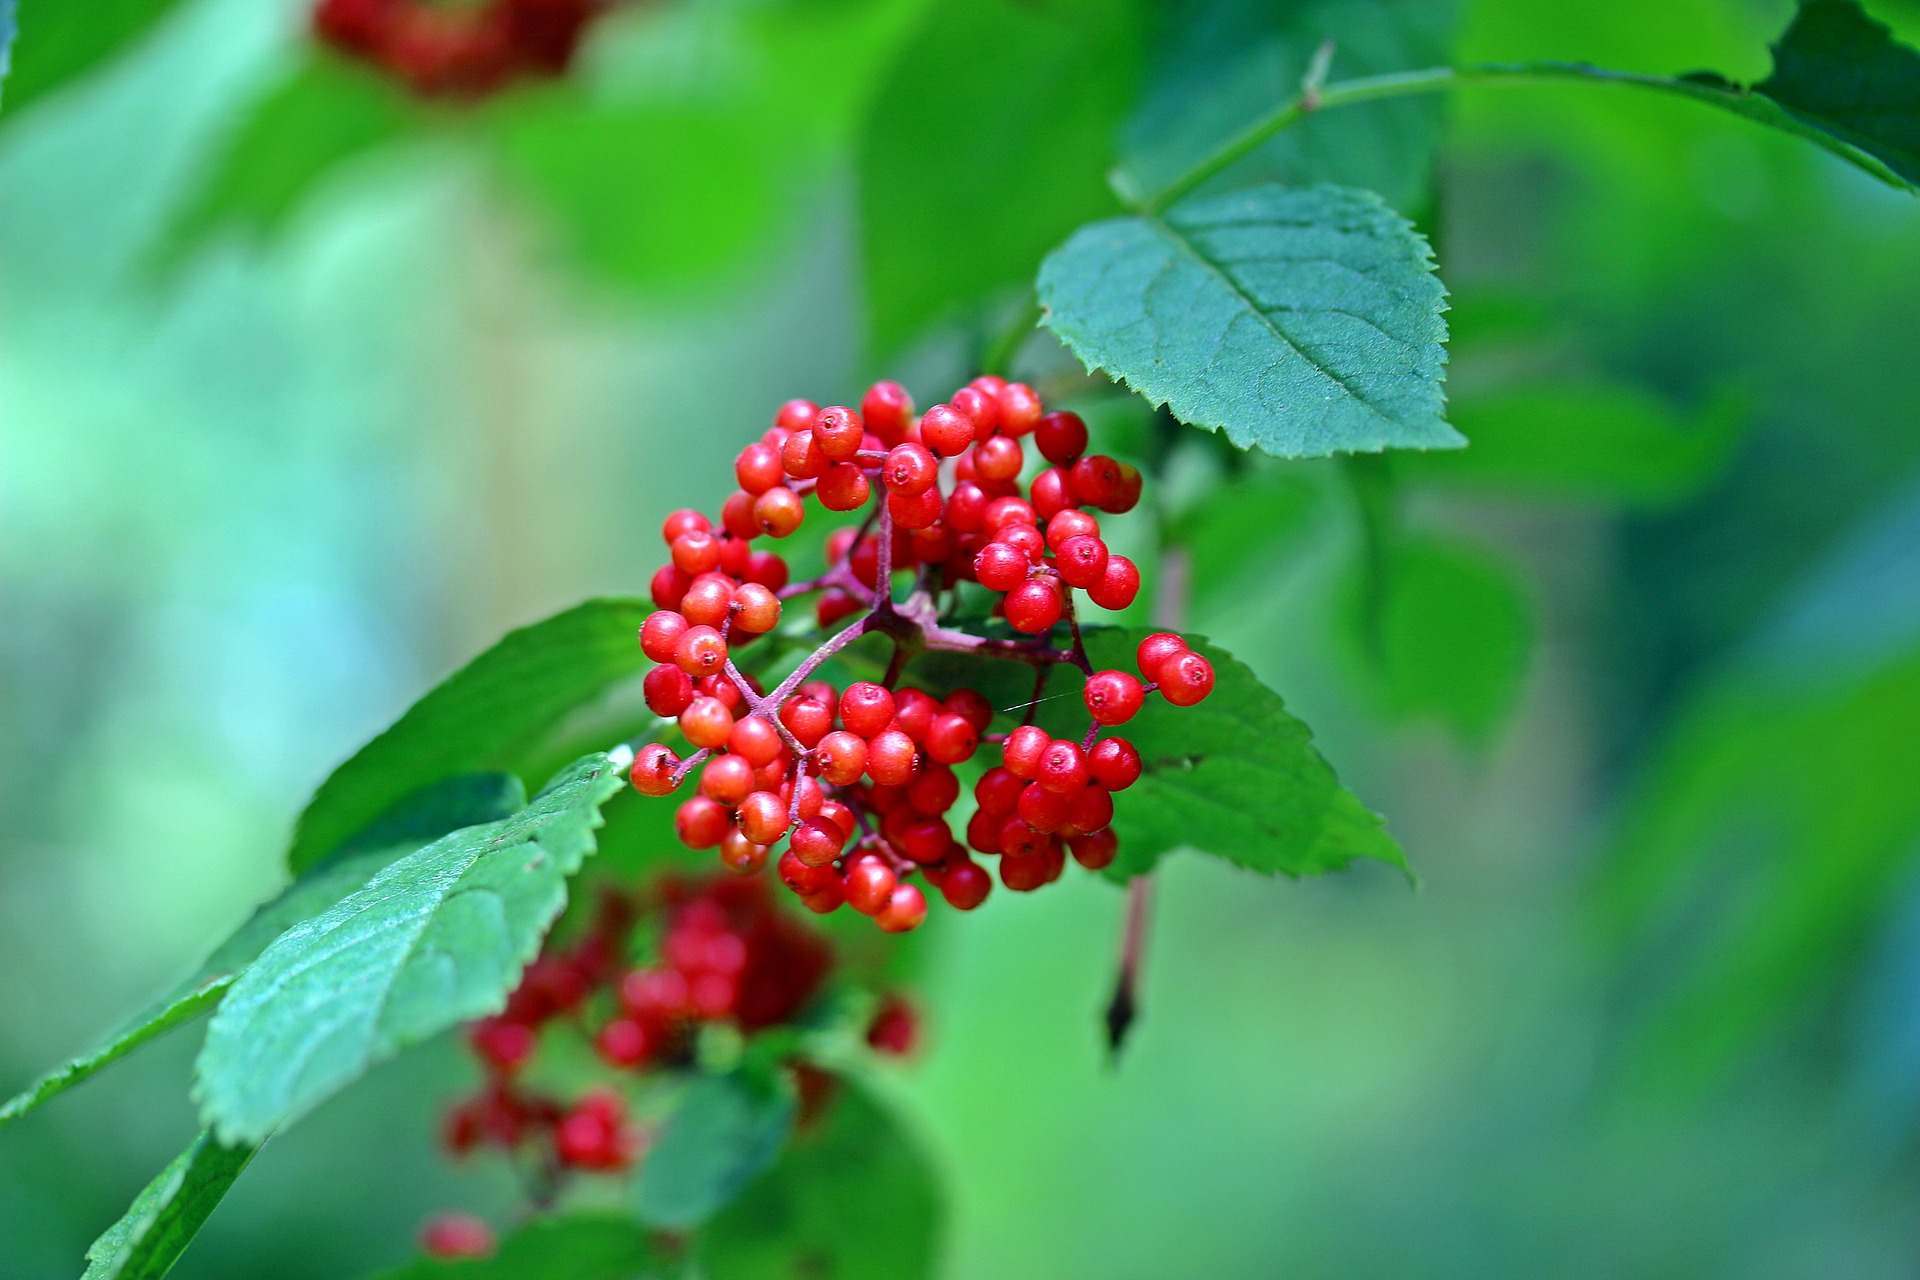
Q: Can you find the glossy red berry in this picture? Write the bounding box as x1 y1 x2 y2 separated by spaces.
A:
781 429 826 479
920 404 975 457
728 715 784 766
754 487 805 538
950 384 1000 440
862 381 914 445
1087 554 1141 611
737 790 790 845
843 854 897 916
629 743 681 796
644 664 695 717
1069 827 1119 870
1055 534 1110 589
662 509 710 543
1036 739 1089 793
838 682 895 738
1084 670 1145 725
997 383 1044 436
815 730 869 786
1159 650 1216 706
974 541 1031 592
813 406 864 460
1035 410 1088 464
883 442 938 495
924 713 979 764
1135 631 1188 682
1088 736 1142 791
866 729 919 787
774 398 820 433
730 583 782 634
1003 724 1050 778
940 859 992 909
640 610 689 663
790 818 847 868
679 696 735 749
875 883 928 933
735 442 784 494
1004 577 1064 633
816 462 871 512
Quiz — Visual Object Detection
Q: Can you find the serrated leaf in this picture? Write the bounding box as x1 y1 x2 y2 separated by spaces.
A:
1039 183 1457 459
288 598 653 874
196 754 624 1144
0 775 522 1129
82 1131 256 1280
636 1070 795 1228
701 1082 939 1280
158 54 416 264
1120 0 1461 213
856 0 1144 352
372 1214 665 1280
1340 534 1533 744
0 0 180 118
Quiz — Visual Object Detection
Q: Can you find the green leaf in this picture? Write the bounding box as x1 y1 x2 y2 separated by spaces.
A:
0 775 522 1129
159 54 416 262
372 1214 665 1280
1340 534 1533 743
288 598 653 874
1401 380 1749 507
1119 0 1461 213
196 754 625 1144
1038 183 1457 459
1678 0 1920 193
82 1131 256 1280
856 0 1145 352
701 1082 939 1280
0 0 181 118
636 1070 795 1228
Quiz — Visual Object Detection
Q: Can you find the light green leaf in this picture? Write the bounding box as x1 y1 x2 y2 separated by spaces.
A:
1403 380 1748 507
158 54 416 263
288 598 653 874
636 1071 795 1228
1120 0 1461 213
856 0 1144 351
196 754 625 1144
1038 183 1457 459
82 1131 256 1280
702 1082 939 1280
0 0 180 117
1341 534 1533 744
0 775 522 1129
372 1214 665 1280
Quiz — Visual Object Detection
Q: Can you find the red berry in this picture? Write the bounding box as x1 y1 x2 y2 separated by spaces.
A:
883 442 939 495
1070 454 1126 508
728 715 784 766
699 753 755 805
1029 467 1073 520
644 664 695 717
1055 534 1110 589
817 462 871 512
1088 736 1142 791
1036 739 1089 793
1066 785 1114 833
925 713 979 764
997 382 1043 435
888 486 942 531
1069 827 1119 870
945 481 989 532
839 682 896 738
718 829 769 873
1002 724 1049 777
892 689 940 739
1017 781 1071 832
999 522 1045 561
966 809 1004 854
1000 853 1050 891
817 589 861 628
1004 577 1063 633
1084 670 1144 725
676 796 732 848
944 687 994 733
629 743 681 796
736 442 784 494
983 496 1038 533
815 730 869 785
907 762 961 815
866 992 921 1053
1104 462 1143 514
950 385 1000 440
662 509 710 543
738 790 790 845
1045 508 1100 551
1159 650 1215 705
469 1017 535 1072
1088 554 1140 611
866 729 919 787
679 696 735 748
781 429 827 479
671 529 721 575
650 564 692 610
595 1018 654 1068
745 549 789 591
843 854 897 915
920 404 975 457
875 883 928 932
779 695 834 748
940 859 992 909
778 850 838 895
974 765 1024 814
754 487 805 537
972 435 1023 484
813 406 864 460
774 399 820 434
1135 631 1187 682
1034 410 1088 465
1000 818 1052 859
730 584 782 636
790 817 847 867
678 575 734 629
674 625 729 677
862 381 914 445
974 541 1031 592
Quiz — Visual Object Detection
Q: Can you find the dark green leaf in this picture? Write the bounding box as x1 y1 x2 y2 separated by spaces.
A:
82 1131 256 1280
159 54 416 263
1402 380 1748 507
636 1071 795 1228
1120 0 1461 213
1340 534 1533 743
373 1214 665 1280
1038 183 1457 459
702 1082 939 1280
857 0 1144 351
0 775 522 1128
0 0 179 117
288 597 653 874
196 754 625 1144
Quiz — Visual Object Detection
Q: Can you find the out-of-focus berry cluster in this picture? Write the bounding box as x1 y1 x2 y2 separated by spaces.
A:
313 0 604 99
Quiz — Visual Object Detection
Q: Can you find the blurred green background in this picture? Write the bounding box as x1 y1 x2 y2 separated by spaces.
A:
5 0 1920 1275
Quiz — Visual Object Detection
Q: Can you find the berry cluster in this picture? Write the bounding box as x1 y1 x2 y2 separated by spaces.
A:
312 0 603 99
440 874 831 1182
629 377 1214 929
